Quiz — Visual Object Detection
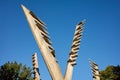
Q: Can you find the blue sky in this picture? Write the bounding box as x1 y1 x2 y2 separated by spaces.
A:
0 0 120 80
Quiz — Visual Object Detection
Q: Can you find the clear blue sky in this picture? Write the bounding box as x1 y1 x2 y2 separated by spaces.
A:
0 0 120 80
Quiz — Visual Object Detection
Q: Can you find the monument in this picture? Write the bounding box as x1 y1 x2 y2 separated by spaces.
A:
89 59 100 80
21 5 85 80
32 53 40 80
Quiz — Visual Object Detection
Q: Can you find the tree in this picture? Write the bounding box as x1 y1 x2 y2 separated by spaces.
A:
100 65 120 80
0 61 33 80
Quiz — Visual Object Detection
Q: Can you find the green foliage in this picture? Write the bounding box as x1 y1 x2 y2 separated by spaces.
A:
0 61 33 80
100 65 120 80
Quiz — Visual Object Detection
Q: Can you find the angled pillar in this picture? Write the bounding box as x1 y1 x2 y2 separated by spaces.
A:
21 5 63 80
89 59 100 80
32 53 40 80
64 20 85 80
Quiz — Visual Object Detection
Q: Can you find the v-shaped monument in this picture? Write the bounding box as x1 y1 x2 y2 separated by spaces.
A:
21 5 85 80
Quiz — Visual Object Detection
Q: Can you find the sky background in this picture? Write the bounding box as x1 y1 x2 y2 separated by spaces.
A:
0 0 120 80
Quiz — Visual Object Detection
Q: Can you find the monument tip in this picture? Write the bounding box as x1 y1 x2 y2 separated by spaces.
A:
77 19 86 25
21 4 30 13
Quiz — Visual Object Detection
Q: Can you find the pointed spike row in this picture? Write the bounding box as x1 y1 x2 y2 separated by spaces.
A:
73 34 82 42
71 44 79 48
73 47 79 51
48 45 54 51
71 55 78 58
77 35 82 39
75 28 80 33
91 68 99 73
43 36 52 45
75 43 80 46
41 32 50 40
76 22 84 28
76 25 81 30
70 57 77 61
72 45 79 49
71 42 80 47
70 55 77 59
73 36 80 41
73 37 80 42
48 45 56 57
36 23 48 35
29 11 46 27
73 38 81 44
67 58 76 63
71 53 78 57
91 67 99 71
90 64 98 69
36 68 40 75
90 61 98 66
51 50 56 57
90 62 98 68
89 59 98 66
92 68 99 72
71 43 80 48
91 69 96 73
76 27 83 33
69 49 79 55
78 27 83 31
69 51 74 55
72 40 80 46
35 20 47 30
74 40 80 45
71 62 77 66
92 72 99 76
76 25 83 31
75 27 83 33
74 33 81 40
74 31 80 36
77 36 82 40
71 44 77 48
72 49 79 53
